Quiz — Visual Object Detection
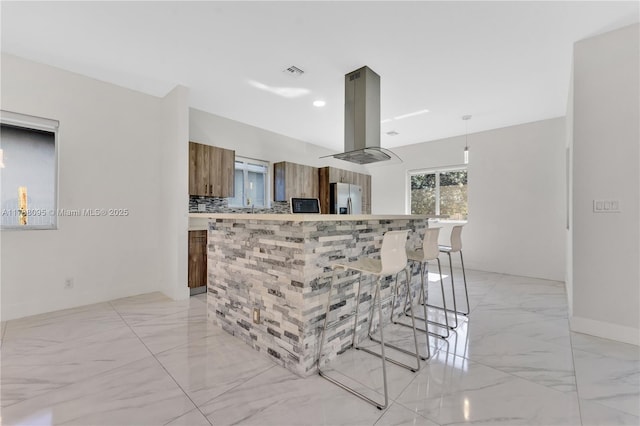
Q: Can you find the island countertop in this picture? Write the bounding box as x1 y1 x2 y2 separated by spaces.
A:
202 214 433 376
189 212 443 221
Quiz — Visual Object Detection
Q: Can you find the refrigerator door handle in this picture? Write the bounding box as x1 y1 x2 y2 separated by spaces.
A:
347 197 352 214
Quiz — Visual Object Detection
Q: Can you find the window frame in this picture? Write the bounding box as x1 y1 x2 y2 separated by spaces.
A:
1 110 59 231
407 165 468 221
228 156 270 208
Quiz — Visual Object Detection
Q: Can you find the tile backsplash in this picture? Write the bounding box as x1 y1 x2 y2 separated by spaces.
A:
189 196 290 214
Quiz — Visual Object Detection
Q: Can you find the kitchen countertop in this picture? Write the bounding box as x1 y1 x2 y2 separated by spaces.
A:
189 213 445 221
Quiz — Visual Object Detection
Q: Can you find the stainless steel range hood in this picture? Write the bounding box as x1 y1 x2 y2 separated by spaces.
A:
323 66 400 165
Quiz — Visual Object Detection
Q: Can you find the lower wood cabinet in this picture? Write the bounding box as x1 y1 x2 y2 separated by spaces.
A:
188 230 207 289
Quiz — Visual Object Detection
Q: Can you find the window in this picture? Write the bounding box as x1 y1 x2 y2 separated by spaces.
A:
1 111 59 229
228 157 269 208
410 168 467 220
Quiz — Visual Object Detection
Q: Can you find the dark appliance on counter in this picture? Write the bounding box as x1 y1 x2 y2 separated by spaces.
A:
290 198 321 214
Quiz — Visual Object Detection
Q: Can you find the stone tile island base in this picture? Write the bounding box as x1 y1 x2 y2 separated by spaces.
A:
199 213 432 377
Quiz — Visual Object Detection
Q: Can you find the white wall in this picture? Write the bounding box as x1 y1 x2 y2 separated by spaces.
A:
370 118 567 281
0 54 189 320
565 63 574 317
159 86 190 300
571 24 639 345
189 108 368 174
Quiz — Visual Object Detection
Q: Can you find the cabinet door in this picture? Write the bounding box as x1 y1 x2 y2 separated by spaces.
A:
189 142 211 196
273 162 319 201
288 163 318 198
188 230 207 288
189 142 235 197
208 145 235 198
220 147 235 197
360 173 372 214
273 162 287 201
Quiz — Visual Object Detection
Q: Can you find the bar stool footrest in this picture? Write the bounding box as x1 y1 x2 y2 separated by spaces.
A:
393 316 450 339
356 344 419 373
318 369 385 410
423 302 469 318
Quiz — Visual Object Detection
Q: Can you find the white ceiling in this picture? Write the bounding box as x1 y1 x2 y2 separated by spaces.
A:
1 1 638 152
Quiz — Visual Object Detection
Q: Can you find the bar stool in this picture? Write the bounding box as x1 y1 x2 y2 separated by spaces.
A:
317 230 421 410
392 227 453 350
438 225 470 317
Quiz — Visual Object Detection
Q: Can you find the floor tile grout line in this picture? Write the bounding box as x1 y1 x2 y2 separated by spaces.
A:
371 401 435 426
109 301 206 328
195 363 280 413
391 397 445 425
569 329 586 425
110 302 214 426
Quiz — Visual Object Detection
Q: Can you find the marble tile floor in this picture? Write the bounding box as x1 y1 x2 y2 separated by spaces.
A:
0 270 638 426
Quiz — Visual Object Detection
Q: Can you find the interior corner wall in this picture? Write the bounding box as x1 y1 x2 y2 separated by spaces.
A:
369 118 566 282
0 54 175 320
159 86 190 301
571 23 640 345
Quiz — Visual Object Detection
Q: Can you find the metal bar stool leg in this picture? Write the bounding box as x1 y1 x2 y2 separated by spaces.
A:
351 272 364 348
412 260 453 336
423 252 461 327
317 229 418 410
318 271 389 410
459 251 470 315
392 261 441 357
365 270 421 371
395 258 454 340
374 278 389 409
317 268 337 367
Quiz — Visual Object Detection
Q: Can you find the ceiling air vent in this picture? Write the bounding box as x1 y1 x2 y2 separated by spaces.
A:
283 66 304 77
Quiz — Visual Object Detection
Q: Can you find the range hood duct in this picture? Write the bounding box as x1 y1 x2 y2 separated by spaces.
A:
325 66 400 165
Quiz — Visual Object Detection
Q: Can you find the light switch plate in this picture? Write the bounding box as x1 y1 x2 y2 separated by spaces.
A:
593 199 621 213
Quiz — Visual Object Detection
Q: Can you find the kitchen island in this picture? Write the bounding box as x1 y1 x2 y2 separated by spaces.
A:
191 213 437 376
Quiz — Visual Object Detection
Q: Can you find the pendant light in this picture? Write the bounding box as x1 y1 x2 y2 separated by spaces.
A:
462 115 472 164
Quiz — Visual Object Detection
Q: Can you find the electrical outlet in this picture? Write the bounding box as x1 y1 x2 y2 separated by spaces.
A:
593 200 621 213
252 308 260 324
198 203 206 212
64 278 74 289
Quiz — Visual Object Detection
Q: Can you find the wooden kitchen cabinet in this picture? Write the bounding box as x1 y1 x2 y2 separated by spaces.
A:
318 166 371 214
189 142 235 197
273 161 319 202
188 230 207 289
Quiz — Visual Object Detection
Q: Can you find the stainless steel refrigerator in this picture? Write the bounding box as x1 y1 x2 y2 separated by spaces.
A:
329 182 362 214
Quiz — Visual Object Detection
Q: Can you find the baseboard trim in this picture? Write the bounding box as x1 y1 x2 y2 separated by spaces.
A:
570 316 639 346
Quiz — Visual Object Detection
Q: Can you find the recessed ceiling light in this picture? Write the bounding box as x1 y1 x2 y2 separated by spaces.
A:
313 100 326 107
393 109 430 120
